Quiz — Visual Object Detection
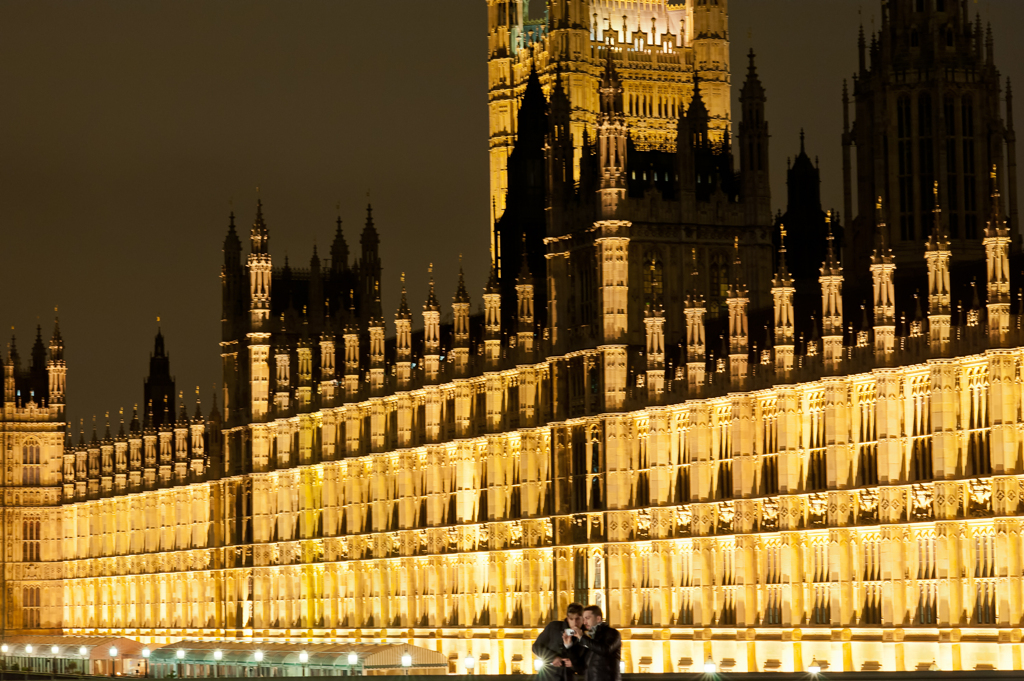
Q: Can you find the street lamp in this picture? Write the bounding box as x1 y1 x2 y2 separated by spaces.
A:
533 659 543 673
703 656 716 674
619 661 626 673
300 651 309 677
109 646 118 677
808 660 821 675
402 653 412 676
254 651 263 662
348 653 358 666
25 645 33 654
464 656 475 675
176 650 185 660
50 645 59 675
51 646 58 655
213 651 222 661
142 649 150 659
79 647 87 656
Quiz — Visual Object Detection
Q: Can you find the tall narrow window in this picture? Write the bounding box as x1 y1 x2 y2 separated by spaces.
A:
23 519 41 562
962 96 977 238
897 96 915 240
22 587 40 628
643 253 664 309
22 440 40 485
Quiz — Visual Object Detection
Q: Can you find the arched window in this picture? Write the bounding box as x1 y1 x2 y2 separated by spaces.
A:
22 440 40 485
22 520 40 562
22 586 41 628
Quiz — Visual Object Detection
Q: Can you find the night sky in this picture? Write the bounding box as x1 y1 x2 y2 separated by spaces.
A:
1 1 1021 430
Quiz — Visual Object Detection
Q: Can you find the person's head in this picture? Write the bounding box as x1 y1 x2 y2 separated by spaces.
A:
566 603 583 630
583 605 603 629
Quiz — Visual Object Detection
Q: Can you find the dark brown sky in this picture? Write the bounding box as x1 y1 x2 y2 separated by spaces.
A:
1 1 1021 429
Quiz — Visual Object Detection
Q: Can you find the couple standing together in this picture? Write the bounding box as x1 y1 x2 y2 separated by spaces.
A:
532 604 621 681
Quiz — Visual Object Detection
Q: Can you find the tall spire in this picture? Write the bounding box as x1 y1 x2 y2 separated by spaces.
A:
985 165 1012 342
331 214 348 272
395 273 413 390
47 310 66 411
684 248 707 393
422 263 441 384
925 181 952 352
870 197 897 360
727 238 749 387
224 211 242 259
771 224 796 377
820 211 844 371
452 260 471 378
251 197 268 255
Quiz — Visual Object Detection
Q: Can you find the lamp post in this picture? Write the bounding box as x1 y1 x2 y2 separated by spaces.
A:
176 648 186 679
533 659 543 674
401 653 412 676
79 646 88 675
348 652 358 676
254 650 263 678
1 643 8 671
299 651 308 677
109 646 118 677
50 645 59 676
703 656 716 674
808 660 821 675
213 650 222 679
142 648 150 679
463 656 475 676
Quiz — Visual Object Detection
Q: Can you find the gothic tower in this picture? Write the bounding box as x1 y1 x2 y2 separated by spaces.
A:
843 0 1017 276
486 0 730 234
143 326 175 428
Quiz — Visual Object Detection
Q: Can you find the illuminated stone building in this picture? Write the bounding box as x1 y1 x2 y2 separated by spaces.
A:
15 0 1024 675
486 1 730 219
1 321 67 635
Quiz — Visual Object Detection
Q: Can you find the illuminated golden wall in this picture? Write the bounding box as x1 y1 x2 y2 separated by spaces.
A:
55 346 1024 673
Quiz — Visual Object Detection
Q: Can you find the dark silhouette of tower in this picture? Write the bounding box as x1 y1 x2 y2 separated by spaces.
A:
843 0 1017 276
776 131 831 282
493 63 549 329
144 327 175 427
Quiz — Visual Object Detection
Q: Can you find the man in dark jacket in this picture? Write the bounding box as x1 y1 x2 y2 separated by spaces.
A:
562 605 621 681
532 603 583 680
